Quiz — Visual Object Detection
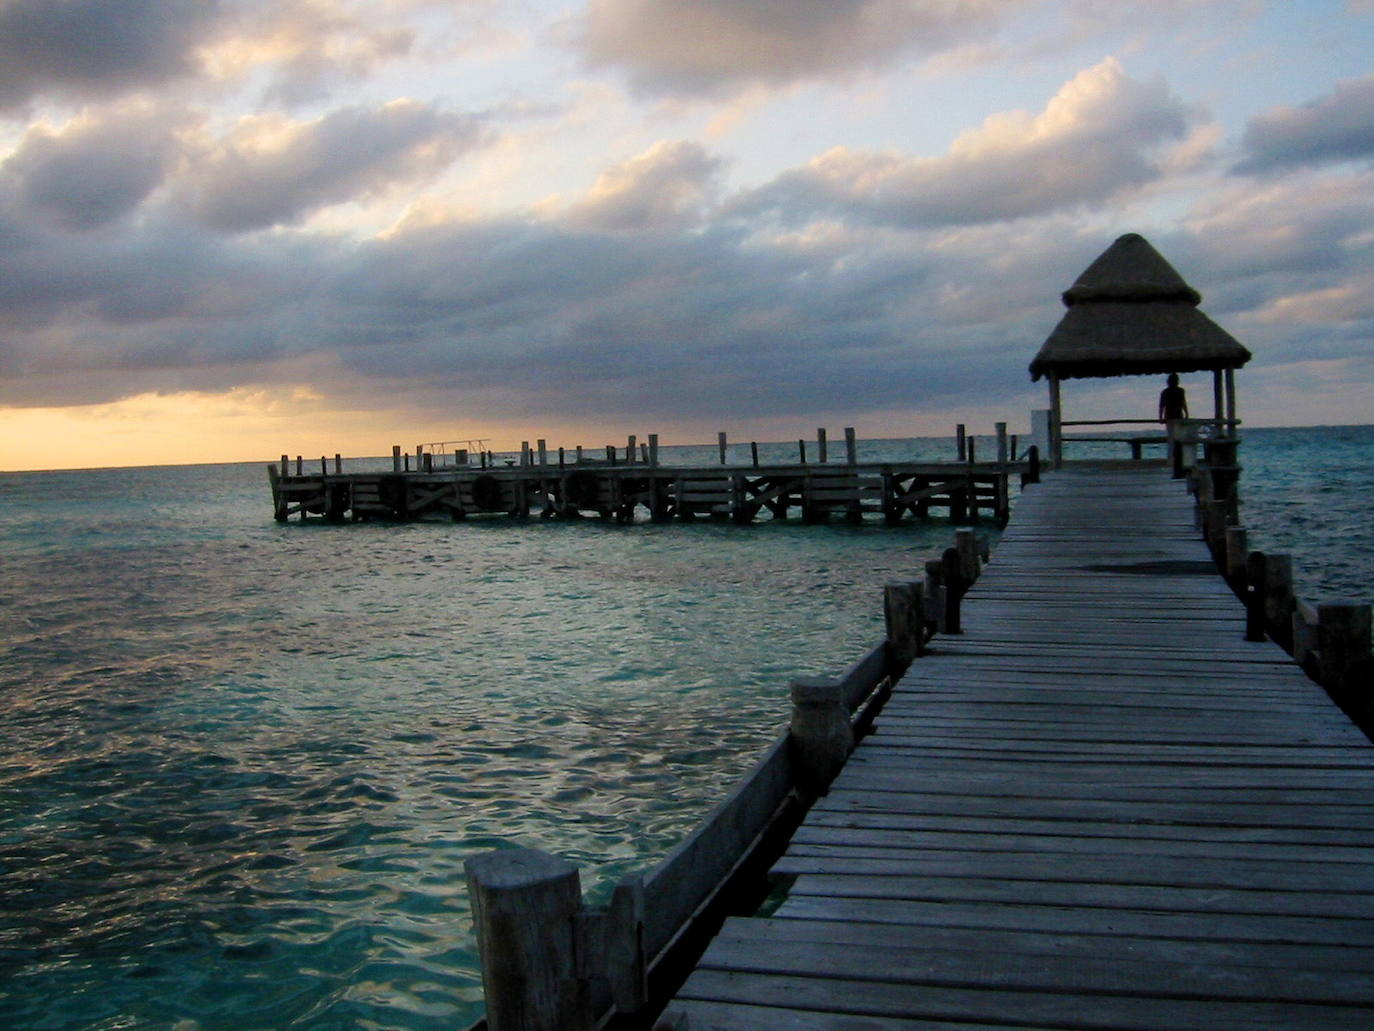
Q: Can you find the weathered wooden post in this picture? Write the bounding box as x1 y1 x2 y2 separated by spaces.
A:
648 434 659 468
956 424 967 462
750 442 759 468
465 848 588 1031
626 435 636 465
717 432 727 465
996 423 1008 465
797 439 806 463
966 437 976 465
423 451 434 473
941 547 963 634
1224 527 1248 584
817 428 828 463
955 529 981 586
334 453 342 474
844 427 858 465
295 455 303 475
1265 553 1295 651
1024 444 1040 486
538 439 548 466
884 581 927 668
789 677 853 796
1245 551 1267 642
1316 603 1372 699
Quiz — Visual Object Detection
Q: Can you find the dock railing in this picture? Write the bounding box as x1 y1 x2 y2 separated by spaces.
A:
462 529 990 1031
1189 447 1373 734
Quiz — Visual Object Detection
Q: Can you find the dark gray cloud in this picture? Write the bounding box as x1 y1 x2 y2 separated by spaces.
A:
735 59 1192 228
1235 74 1374 174
582 0 1011 97
0 0 222 111
177 101 488 232
3 106 183 229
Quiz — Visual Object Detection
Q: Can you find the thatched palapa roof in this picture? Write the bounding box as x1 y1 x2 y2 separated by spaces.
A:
1029 233 1251 381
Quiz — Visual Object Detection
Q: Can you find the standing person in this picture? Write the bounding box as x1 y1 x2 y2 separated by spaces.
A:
1158 373 1188 422
1159 373 1189 477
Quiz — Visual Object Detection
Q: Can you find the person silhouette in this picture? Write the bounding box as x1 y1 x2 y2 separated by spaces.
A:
1158 373 1188 423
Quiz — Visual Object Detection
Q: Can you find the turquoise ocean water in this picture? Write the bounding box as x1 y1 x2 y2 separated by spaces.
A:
1 428 1370 1029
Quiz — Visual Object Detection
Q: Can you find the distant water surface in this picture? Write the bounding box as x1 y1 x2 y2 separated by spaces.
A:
0 428 1369 1029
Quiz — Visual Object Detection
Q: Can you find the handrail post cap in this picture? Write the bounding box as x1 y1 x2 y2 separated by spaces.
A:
789 677 843 706
464 847 578 892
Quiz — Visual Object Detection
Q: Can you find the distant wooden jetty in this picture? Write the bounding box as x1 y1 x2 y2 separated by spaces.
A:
267 429 1024 527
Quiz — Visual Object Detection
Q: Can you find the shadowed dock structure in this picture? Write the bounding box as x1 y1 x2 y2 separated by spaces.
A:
664 463 1374 1030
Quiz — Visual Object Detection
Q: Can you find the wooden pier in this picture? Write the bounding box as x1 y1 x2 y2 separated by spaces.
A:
268 454 1017 527
662 463 1374 1029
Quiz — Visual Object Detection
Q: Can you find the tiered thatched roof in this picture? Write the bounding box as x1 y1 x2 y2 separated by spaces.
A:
1029 233 1251 381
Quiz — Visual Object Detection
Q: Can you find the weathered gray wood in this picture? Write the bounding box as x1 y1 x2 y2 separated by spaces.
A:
789 678 853 795
465 848 586 1031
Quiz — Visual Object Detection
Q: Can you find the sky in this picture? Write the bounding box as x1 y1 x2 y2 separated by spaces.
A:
1 0 1372 471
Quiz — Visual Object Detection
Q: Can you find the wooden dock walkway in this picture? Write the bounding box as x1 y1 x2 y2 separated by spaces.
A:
666 464 1374 1030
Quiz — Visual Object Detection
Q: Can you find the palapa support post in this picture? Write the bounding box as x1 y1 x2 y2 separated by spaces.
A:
789 677 853 796
465 848 589 1031
884 581 927 669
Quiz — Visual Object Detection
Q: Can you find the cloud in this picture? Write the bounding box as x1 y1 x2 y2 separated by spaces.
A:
563 140 723 232
3 105 186 229
737 59 1193 228
581 0 1012 97
204 1 417 107
0 0 222 111
1235 74 1374 174
176 101 488 231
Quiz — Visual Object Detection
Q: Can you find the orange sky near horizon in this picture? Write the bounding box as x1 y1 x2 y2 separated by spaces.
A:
4 360 1371 473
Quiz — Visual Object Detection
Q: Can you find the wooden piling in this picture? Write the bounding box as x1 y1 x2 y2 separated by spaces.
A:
717 432 727 465
789 678 853 796
648 434 659 467
1264 553 1295 650
844 427 857 465
465 848 587 1031
956 424 966 462
817 428 828 463
392 446 401 472
884 581 926 667
995 422 1008 464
